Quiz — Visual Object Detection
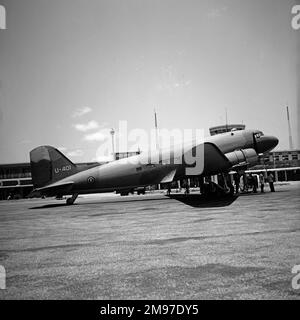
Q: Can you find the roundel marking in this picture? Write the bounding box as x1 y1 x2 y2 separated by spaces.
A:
87 176 96 184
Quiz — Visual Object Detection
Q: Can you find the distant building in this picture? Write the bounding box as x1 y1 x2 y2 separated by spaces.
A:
0 163 33 200
115 151 140 160
209 124 245 136
256 150 300 169
251 150 300 181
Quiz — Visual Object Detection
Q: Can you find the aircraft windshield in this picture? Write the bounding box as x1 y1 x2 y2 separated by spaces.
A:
254 131 264 139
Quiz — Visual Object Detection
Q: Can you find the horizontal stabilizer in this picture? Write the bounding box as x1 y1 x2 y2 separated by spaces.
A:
36 181 74 196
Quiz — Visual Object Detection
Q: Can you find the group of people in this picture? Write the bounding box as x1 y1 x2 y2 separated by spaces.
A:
165 171 276 196
233 172 275 194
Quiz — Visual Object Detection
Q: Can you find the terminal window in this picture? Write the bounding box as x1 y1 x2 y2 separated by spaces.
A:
282 155 289 161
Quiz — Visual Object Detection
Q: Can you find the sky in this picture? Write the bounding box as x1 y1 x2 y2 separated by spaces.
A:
0 0 299 163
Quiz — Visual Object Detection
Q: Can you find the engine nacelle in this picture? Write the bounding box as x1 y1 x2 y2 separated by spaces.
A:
225 148 258 167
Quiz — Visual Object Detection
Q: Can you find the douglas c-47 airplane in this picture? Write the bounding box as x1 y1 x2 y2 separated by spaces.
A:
30 129 278 205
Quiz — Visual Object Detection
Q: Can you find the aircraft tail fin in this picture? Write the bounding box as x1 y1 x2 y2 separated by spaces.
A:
30 146 77 188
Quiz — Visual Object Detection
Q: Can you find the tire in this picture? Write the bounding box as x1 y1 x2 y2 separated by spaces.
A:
66 198 73 205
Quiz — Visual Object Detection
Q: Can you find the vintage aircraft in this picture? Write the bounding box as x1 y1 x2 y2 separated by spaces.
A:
30 129 278 204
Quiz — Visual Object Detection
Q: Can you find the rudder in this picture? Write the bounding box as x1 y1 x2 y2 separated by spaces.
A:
30 146 77 188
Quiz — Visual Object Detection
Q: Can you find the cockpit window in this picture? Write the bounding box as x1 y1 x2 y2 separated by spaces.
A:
254 131 264 139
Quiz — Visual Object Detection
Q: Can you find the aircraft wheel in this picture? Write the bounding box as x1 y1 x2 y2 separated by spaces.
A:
66 193 79 205
66 198 74 205
224 185 235 196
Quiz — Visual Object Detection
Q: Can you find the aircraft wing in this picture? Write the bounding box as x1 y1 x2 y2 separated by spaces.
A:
159 169 177 183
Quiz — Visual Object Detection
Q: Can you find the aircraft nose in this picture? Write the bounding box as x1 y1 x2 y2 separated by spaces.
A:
256 135 279 153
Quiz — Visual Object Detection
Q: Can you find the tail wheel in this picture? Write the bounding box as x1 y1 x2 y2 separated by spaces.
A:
66 193 78 205
66 198 73 205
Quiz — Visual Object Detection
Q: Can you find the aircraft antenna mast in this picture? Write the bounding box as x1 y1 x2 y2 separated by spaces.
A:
154 109 160 150
286 106 294 150
225 108 228 132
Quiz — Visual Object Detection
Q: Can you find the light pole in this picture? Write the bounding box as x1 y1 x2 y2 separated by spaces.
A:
110 128 115 160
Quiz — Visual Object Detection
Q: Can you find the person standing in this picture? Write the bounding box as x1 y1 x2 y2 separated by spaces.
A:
233 172 240 194
248 173 256 193
183 179 190 195
252 174 258 193
167 183 171 196
259 173 265 193
268 172 275 192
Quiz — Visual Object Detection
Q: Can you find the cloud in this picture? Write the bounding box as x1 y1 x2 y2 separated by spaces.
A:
84 131 108 142
73 120 99 132
157 79 191 92
57 146 67 152
91 155 113 163
72 106 92 118
19 139 32 144
156 65 192 92
67 149 84 157
98 121 110 129
207 7 227 19
174 80 191 88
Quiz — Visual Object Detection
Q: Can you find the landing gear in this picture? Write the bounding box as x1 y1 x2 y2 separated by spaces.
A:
66 193 79 205
221 173 234 196
137 188 146 195
198 176 204 195
183 179 190 195
202 181 223 197
200 173 234 198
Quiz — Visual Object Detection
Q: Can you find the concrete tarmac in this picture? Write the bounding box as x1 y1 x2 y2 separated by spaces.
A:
0 182 299 299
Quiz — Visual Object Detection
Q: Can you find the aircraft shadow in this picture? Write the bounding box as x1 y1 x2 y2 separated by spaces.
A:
29 203 72 209
238 189 289 196
167 194 238 208
29 197 171 209
29 194 238 209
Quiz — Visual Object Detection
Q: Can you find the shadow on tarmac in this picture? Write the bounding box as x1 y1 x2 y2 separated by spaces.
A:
29 197 172 209
167 194 238 208
29 194 238 209
29 203 71 209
